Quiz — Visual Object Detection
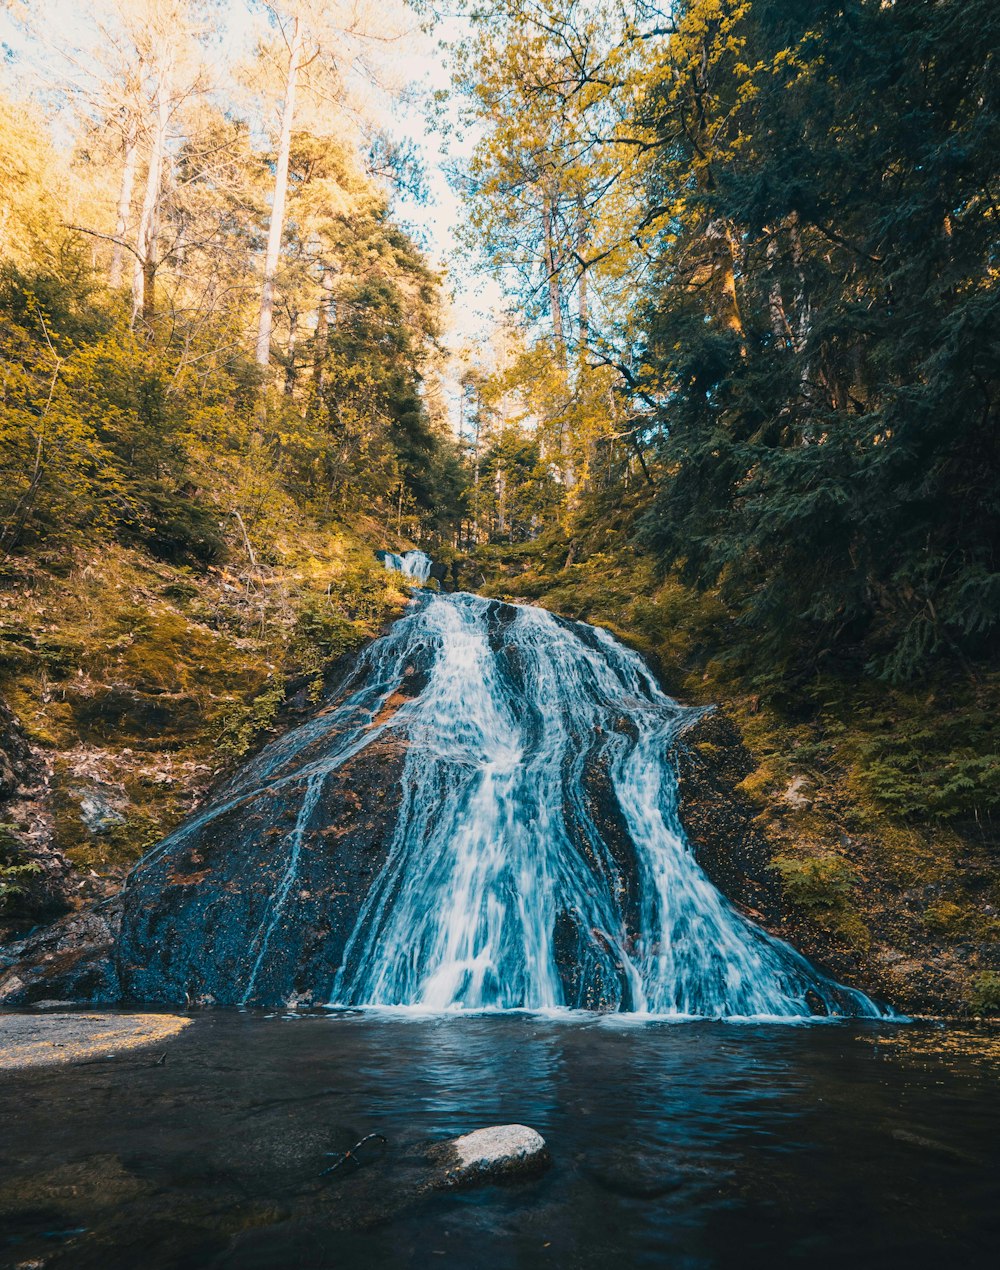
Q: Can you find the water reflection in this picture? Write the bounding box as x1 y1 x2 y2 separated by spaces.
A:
0 1014 997 1269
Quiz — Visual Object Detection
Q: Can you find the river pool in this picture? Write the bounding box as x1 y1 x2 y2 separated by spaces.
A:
1 1011 998 1268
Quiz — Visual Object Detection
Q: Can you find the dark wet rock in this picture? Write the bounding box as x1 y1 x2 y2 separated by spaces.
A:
0 902 121 1005
670 711 782 928
670 710 879 1000
889 1126 980 1164
114 735 408 1008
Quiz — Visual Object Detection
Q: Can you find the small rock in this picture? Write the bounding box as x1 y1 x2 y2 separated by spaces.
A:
76 788 126 834
783 776 811 809
429 1124 549 1186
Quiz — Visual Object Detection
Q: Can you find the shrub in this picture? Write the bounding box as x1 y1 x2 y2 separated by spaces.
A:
969 971 1000 1017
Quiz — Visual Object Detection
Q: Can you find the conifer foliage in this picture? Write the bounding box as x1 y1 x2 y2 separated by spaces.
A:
639 0 1000 683
450 0 998 686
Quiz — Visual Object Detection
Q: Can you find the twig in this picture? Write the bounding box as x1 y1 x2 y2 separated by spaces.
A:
319 1132 387 1178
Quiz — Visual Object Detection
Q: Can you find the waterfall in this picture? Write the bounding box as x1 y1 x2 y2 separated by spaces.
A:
327 593 881 1018
381 549 434 586
120 590 886 1018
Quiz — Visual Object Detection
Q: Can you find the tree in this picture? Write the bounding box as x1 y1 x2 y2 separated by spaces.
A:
639 0 1000 684
251 0 411 368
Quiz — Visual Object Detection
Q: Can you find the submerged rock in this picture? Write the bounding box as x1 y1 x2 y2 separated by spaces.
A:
586 1147 695 1199
428 1124 550 1185
0 1011 190 1069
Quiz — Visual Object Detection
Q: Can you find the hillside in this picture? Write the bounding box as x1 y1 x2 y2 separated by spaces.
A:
472 504 1000 1017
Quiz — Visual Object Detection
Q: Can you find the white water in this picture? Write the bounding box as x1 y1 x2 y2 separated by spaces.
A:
129 589 885 1018
326 592 884 1018
381 549 434 585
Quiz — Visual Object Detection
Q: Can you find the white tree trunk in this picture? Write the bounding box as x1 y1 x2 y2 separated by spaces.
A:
256 16 303 368
540 191 564 364
131 62 171 327
110 118 139 289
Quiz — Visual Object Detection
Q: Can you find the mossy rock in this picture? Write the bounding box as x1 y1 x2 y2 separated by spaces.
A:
68 685 204 745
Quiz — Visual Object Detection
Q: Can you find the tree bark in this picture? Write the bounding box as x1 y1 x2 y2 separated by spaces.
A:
540 190 565 365
285 309 298 396
110 117 139 290
721 220 744 337
576 196 589 350
311 265 333 399
256 16 303 368
132 60 171 329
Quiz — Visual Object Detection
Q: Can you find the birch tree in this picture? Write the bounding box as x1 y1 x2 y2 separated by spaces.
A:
251 0 411 369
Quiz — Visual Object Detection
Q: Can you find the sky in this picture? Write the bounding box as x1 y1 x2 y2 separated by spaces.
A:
376 18 509 351
0 0 507 355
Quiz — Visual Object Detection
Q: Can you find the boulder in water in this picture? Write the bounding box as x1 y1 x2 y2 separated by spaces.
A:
428 1124 549 1186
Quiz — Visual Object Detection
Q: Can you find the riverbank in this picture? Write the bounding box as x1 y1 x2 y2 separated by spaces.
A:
0 1011 190 1070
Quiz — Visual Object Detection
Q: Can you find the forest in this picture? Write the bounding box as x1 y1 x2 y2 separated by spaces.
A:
1 4 1000 1267
0 0 998 1014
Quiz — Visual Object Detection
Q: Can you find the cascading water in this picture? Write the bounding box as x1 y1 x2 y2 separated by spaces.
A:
120 590 886 1018
329 593 880 1017
381 549 434 585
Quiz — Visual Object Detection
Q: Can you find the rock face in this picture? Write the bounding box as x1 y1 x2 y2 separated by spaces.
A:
0 902 121 1005
0 696 72 939
0 597 889 1014
0 626 429 1007
668 709 970 1015
669 711 787 930
428 1125 550 1185
668 710 877 999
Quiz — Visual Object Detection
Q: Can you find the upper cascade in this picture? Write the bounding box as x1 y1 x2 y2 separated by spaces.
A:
380 549 434 586
114 591 887 1019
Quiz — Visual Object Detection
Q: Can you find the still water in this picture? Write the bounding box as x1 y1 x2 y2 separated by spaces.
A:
1 1011 998 1269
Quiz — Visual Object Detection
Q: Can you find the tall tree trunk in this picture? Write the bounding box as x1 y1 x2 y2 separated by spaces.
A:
311 265 333 401
721 220 745 337
285 310 298 396
256 16 303 368
132 62 171 329
111 117 138 290
142 255 157 326
576 197 589 351
577 261 589 348
472 390 482 545
540 190 565 365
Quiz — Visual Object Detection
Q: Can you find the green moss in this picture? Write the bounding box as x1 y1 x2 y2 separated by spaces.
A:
216 680 287 762
772 852 857 912
969 972 1000 1017
770 852 872 950
925 900 973 935
65 811 166 871
0 823 41 910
